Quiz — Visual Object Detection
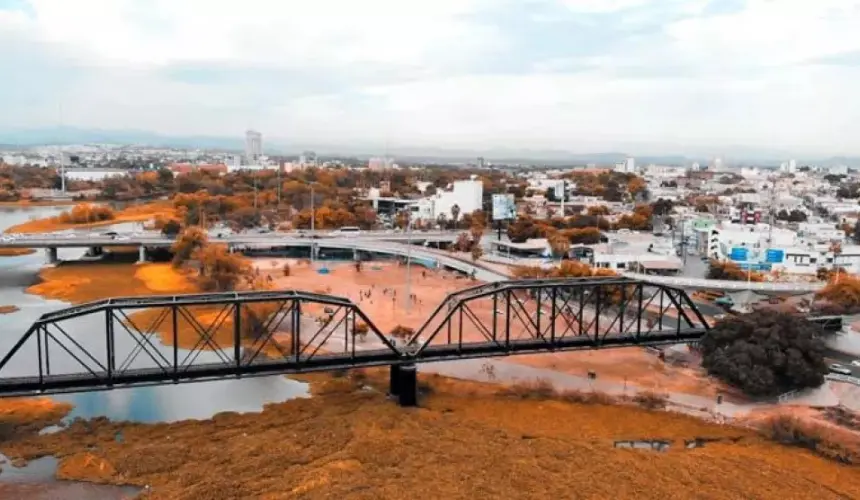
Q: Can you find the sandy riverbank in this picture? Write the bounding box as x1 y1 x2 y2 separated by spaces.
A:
0 200 79 208
0 248 36 257
4 201 175 234
0 398 73 436
1 373 858 499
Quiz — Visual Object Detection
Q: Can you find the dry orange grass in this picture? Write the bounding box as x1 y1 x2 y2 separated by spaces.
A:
0 305 19 314
0 374 858 499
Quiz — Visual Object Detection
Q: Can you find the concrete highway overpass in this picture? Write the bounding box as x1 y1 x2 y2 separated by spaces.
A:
621 272 825 294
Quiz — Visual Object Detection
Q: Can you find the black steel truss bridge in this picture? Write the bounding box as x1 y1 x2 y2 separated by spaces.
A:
0 278 713 406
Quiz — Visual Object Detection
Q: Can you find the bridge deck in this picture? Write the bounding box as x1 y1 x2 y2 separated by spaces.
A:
0 330 705 396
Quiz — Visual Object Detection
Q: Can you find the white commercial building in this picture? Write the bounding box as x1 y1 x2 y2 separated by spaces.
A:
412 178 483 222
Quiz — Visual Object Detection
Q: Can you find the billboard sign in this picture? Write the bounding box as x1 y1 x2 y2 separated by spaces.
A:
764 249 785 264
729 247 749 262
492 194 517 221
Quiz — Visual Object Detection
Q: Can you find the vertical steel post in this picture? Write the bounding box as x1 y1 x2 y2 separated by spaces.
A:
43 325 51 376
458 305 463 350
505 289 512 347
172 305 178 378
578 286 585 337
234 303 242 371
636 284 644 341
492 293 498 342
293 300 302 362
105 308 115 384
37 324 44 386
550 287 557 343
594 285 601 344
536 288 542 340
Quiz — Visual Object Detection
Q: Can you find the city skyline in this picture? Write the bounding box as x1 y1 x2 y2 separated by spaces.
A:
2 1 860 156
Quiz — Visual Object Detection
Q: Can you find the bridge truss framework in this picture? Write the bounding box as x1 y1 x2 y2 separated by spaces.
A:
0 278 711 405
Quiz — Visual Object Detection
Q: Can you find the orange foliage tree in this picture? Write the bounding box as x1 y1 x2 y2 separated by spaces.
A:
193 244 252 291
57 203 115 224
171 226 209 267
815 274 860 314
707 260 764 282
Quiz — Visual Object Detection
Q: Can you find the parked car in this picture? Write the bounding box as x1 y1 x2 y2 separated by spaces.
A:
829 363 852 376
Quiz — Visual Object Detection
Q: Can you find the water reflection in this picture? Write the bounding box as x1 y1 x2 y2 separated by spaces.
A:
0 206 309 425
0 454 140 499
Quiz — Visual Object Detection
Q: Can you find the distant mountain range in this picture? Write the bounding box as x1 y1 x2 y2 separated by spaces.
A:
1 126 859 167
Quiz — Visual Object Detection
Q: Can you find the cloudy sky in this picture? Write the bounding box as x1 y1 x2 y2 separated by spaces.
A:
2 0 860 156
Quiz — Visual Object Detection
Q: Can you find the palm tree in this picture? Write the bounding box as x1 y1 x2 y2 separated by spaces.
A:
831 241 843 283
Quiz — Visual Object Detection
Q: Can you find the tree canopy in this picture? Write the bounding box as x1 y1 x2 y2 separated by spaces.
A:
700 311 828 397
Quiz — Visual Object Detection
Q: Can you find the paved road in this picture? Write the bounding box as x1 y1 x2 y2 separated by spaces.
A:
825 349 860 377
0 230 460 248
621 271 824 293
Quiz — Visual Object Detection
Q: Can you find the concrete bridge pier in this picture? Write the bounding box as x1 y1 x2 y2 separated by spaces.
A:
45 247 58 265
389 364 418 407
137 246 147 263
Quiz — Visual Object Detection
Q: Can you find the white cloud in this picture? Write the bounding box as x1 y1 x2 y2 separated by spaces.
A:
2 0 860 156
21 0 502 68
667 0 860 67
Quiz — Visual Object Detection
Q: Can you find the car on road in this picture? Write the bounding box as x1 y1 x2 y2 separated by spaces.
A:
332 226 362 236
714 296 734 307
829 363 853 376
851 360 860 368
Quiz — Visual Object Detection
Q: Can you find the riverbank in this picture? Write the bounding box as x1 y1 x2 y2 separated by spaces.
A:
0 305 19 315
4 201 175 234
0 398 73 436
0 248 36 257
26 262 197 304
1 373 857 499
0 200 79 208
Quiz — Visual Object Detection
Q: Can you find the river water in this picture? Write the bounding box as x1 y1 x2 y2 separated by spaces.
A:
0 206 309 497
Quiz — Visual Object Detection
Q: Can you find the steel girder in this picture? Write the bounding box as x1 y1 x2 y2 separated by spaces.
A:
0 279 710 396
